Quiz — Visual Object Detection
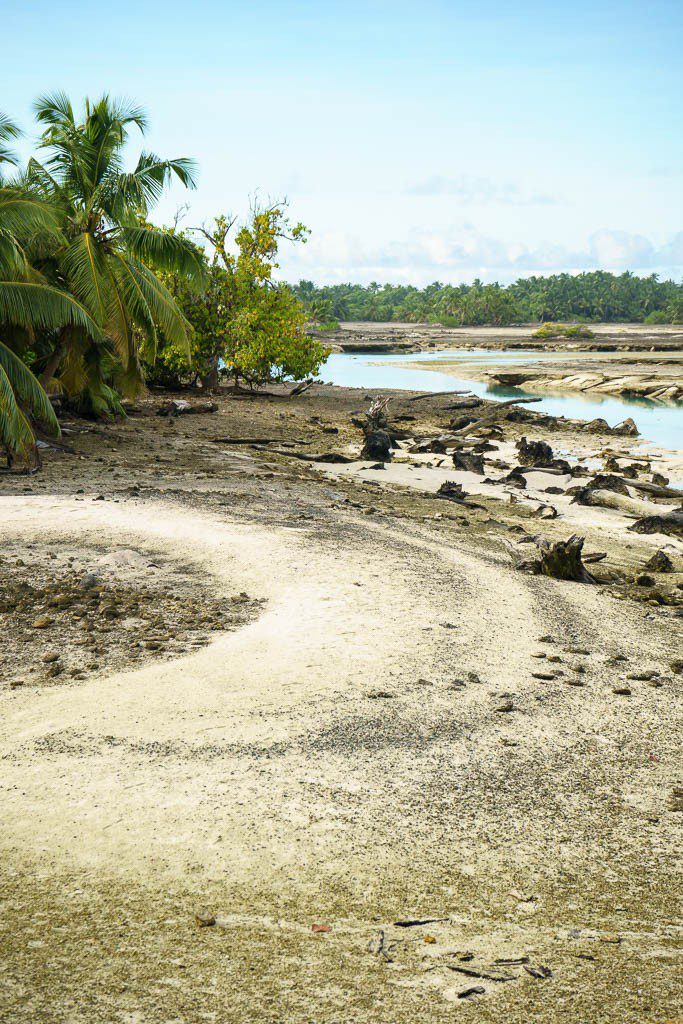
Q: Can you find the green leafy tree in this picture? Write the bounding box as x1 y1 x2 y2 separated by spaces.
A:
153 204 328 389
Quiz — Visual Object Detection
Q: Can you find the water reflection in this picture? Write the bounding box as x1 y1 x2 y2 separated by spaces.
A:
320 351 682 451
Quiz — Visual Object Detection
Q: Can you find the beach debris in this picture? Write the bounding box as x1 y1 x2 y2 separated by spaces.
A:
524 964 553 980
449 397 542 438
446 965 516 982
394 917 448 928
194 909 216 927
516 535 596 583
533 504 558 519
436 480 483 509
571 475 630 508
629 509 683 538
361 429 392 462
612 417 639 436
503 466 528 488
644 550 675 573
452 451 485 474
157 399 217 417
365 395 390 431
516 436 554 468
367 930 393 962
457 986 486 999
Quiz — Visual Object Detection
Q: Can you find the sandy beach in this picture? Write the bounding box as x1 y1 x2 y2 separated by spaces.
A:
1 381 681 1023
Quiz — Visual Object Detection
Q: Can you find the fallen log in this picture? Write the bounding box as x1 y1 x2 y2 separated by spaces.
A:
407 389 471 402
272 450 357 463
210 437 310 446
157 399 218 416
448 398 542 438
572 488 658 517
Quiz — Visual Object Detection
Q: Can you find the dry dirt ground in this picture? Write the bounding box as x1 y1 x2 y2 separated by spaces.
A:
0 385 681 1023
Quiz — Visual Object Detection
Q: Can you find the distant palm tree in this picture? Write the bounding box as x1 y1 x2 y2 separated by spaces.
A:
27 93 205 410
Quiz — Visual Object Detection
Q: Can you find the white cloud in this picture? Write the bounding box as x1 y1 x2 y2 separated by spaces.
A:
279 227 683 285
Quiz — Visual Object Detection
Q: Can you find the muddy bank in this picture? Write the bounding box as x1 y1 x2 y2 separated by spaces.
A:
1 383 681 1023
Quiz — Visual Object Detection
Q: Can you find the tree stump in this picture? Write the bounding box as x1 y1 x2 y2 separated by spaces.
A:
361 430 392 462
536 535 596 583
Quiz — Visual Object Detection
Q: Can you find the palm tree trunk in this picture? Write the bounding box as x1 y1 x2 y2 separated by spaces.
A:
39 337 65 388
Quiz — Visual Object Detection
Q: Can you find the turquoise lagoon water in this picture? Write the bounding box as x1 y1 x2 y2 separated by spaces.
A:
320 350 683 452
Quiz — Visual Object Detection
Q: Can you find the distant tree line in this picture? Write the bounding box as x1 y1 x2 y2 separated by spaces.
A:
290 271 683 326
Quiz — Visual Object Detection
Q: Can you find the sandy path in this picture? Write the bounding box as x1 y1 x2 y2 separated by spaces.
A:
1 495 681 1022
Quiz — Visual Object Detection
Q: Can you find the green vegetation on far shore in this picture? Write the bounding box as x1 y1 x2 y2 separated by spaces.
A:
291 272 683 327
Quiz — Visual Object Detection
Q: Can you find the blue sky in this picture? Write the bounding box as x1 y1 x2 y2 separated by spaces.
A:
4 0 682 284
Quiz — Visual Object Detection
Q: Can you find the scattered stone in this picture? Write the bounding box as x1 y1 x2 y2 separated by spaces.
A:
667 787 683 812
612 686 631 695
612 418 639 437
636 574 655 587
629 509 683 538
41 652 60 663
644 550 674 574
452 451 485 474
32 616 53 629
194 910 216 927
495 700 515 712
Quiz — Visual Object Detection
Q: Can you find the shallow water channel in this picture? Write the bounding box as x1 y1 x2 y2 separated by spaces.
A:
320 349 683 451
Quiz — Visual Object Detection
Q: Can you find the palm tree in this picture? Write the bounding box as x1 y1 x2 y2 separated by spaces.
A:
0 112 100 465
27 93 205 411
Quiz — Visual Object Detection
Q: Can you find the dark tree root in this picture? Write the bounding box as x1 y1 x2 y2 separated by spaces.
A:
518 534 596 583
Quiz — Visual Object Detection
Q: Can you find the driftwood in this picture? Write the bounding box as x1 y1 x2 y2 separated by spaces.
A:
288 379 314 397
583 551 607 563
436 480 484 509
210 436 310 446
275 450 356 463
573 488 657 517
627 478 682 500
407 389 470 402
448 398 542 439
157 399 217 416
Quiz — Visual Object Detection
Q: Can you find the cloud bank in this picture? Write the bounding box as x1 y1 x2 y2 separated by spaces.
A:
280 228 683 285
